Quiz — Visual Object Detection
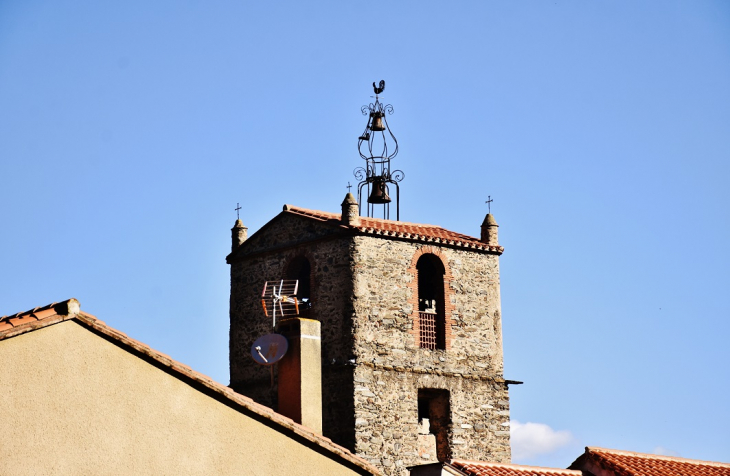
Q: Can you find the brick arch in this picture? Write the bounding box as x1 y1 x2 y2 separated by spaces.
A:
407 246 455 350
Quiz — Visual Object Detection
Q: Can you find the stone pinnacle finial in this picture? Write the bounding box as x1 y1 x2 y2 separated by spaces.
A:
341 193 360 226
481 213 499 246
231 219 248 251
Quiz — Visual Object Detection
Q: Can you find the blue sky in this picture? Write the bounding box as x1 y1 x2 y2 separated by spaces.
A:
1 1 728 469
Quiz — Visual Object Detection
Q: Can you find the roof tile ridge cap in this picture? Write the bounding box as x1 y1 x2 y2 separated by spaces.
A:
74 312 111 328
80 317 151 350
77 311 99 322
587 447 730 467
0 311 23 321
284 204 339 218
0 298 82 339
402 229 482 244
363 215 444 229
0 314 67 339
451 459 582 473
1 299 68 322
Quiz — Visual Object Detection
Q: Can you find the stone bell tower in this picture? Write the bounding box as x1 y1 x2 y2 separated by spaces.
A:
228 83 512 476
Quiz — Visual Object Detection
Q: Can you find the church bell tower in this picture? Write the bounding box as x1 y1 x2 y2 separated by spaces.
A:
227 82 512 476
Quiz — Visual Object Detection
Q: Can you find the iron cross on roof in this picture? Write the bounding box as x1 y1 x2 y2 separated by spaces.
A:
485 196 493 214
235 203 242 220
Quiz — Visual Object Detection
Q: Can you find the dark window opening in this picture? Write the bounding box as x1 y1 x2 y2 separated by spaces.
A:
417 389 451 463
417 254 446 349
285 256 311 317
418 396 430 421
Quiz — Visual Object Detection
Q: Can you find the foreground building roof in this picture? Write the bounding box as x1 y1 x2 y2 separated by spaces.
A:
451 460 581 476
409 460 581 476
0 299 379 475
569 447 730 476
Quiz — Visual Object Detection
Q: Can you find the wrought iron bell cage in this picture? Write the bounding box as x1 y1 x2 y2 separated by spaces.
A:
354 80 404 221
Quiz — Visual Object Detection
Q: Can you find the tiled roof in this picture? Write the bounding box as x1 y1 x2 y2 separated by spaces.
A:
283 205 504 254
450 460 581 476
573 447 730 476
0 299 380 476
0 300 71 333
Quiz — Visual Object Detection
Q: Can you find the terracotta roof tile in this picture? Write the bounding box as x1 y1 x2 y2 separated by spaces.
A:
0 299 380 476
578 447 730 476
32 307 59 319
450 460 581 476
283 205 504 254
0 301 67 332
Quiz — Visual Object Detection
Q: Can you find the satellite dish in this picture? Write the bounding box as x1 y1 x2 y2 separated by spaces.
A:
251 333 288 366
261 279 300 328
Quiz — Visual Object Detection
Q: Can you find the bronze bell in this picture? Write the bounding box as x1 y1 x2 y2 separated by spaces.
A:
370 112 385 132
368 177 391 204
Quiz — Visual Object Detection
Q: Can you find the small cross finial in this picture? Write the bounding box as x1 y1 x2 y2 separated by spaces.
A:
235 202 242 220
485 196 493 214
347 182 352 193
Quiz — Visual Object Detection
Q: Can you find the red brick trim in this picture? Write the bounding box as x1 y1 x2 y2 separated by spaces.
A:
407 246 455 351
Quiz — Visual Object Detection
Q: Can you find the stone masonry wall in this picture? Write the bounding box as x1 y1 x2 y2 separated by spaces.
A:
229 215 358 447
353 366 510 474
230 214 511 475
351 235 504 377
350 235 510 475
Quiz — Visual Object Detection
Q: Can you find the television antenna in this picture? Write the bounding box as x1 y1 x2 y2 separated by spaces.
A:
251 279 302 386
261 279 300 329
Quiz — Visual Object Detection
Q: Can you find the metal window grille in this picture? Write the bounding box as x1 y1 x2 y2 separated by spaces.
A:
419 312 438 350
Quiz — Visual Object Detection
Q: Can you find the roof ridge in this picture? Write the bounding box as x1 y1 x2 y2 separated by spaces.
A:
282 204 503 254
0 298 81 333
283 205 339 219
285 204 460 230
587 447 730 467
451 459 582 474
1 300 58 320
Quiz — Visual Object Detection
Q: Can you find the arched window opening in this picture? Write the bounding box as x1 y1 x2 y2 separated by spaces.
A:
417 254 445 349
285 256 312 316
